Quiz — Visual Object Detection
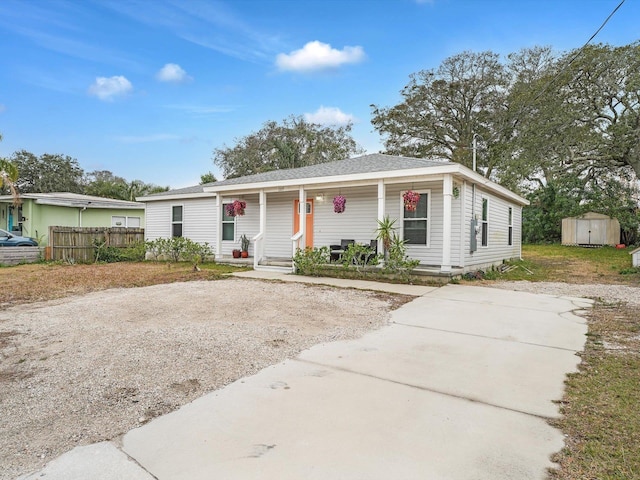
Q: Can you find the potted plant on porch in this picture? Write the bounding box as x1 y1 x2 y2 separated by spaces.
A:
240 234 250 258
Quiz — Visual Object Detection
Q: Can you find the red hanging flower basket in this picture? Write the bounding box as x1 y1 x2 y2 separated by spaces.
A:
333 195 346 214
403 190 420 212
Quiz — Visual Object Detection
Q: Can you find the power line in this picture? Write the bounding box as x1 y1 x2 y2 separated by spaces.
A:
488 0 627 143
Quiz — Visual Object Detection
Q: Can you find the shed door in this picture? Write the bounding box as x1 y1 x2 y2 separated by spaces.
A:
576 219 606 245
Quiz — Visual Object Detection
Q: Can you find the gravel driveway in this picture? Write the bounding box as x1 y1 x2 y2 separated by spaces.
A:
0 278 405 480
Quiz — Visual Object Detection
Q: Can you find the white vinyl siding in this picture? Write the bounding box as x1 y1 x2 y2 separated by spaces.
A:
463 185 521 269
264 192 296 258
385 182 442 266
144 198 217 245
313 186 378 247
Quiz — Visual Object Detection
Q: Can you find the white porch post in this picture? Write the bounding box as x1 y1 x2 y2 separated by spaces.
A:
254 189 266 269
298 186 306 248
216 195 222 257
441 174 453 273
377 179 385 255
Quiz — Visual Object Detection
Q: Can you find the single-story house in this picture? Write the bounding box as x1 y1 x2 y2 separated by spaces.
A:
138 154 529 275
0 192 145 246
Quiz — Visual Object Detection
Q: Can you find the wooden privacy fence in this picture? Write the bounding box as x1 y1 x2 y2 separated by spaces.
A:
48 226 145 263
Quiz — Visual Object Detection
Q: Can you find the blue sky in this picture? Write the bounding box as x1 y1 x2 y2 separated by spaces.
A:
0 0 638 189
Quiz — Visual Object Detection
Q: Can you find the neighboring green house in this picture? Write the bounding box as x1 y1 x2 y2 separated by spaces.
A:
0 192 145 246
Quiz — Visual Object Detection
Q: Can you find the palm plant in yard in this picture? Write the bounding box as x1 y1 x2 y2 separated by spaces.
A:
375 215 397 261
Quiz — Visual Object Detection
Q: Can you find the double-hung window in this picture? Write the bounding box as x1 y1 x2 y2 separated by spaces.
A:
222 203 235 241
508 207 513 246
172 205 183 237
481 198 489 247
402 191 429 245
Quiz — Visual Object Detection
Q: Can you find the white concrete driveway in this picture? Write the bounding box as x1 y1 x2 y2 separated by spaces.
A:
121 284 590 480
21 284 591 480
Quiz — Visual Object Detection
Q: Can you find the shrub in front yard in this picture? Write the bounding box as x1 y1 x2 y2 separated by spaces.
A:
293 246 330 276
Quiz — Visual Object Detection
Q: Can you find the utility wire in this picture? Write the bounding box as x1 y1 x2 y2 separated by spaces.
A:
525 0 626 108
482 0 627 146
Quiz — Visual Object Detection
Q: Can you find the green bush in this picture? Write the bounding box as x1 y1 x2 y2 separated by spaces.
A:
381 235 419 281
341 243 380 273
293 246 330 276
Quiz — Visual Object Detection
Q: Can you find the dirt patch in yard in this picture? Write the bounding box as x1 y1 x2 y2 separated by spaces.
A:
0 262 241 308
0 276 409 479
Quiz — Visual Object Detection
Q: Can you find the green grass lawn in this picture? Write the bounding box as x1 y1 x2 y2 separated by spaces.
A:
485 244 640 284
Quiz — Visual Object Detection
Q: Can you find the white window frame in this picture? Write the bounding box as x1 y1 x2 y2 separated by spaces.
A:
221 202 236 242
112 216 141 228
111 215 126 227
481 197 489 247
400 189 431 247
508 207 513 246
171 204 183 238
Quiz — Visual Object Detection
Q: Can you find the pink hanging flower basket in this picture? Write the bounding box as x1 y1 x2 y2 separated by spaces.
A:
403 190 420 212
233 200 246 216
225 203 236 217
225 200 247 217
333 195 346 214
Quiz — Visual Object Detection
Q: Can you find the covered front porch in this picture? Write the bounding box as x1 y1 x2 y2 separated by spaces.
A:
207 170 462 275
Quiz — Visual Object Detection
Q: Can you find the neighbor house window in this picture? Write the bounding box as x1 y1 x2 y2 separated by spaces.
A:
508 207 513 246
402 191 429 245
222 203 235 241
111 216 141 228
481 198 488 247
172 205 183 237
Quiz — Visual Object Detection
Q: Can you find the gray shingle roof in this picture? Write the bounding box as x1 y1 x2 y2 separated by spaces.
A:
142 154 451 199
0 192 144 209
211 153 451 187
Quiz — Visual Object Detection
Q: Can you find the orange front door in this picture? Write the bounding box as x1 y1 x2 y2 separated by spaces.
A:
293 199 314 248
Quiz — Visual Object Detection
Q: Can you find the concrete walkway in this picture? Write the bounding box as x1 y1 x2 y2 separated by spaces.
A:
232 269 437 296
19 282 591 480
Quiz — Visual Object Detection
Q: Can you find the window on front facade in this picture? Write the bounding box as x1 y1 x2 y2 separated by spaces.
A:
222 203 235 241
403 191 429 245
172 205 183 237
481 198 488 247
508 207 513 246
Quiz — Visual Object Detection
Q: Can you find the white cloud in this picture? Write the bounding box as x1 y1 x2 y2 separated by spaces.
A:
304 106 355 126
88 76 133 101
156 63 192 83
276 41 365 72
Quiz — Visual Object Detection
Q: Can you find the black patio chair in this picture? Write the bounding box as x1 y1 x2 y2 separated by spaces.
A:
330 239 355 262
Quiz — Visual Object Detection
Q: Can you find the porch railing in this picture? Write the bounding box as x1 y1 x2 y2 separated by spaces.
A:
252 232 263 269
291 231 303 273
